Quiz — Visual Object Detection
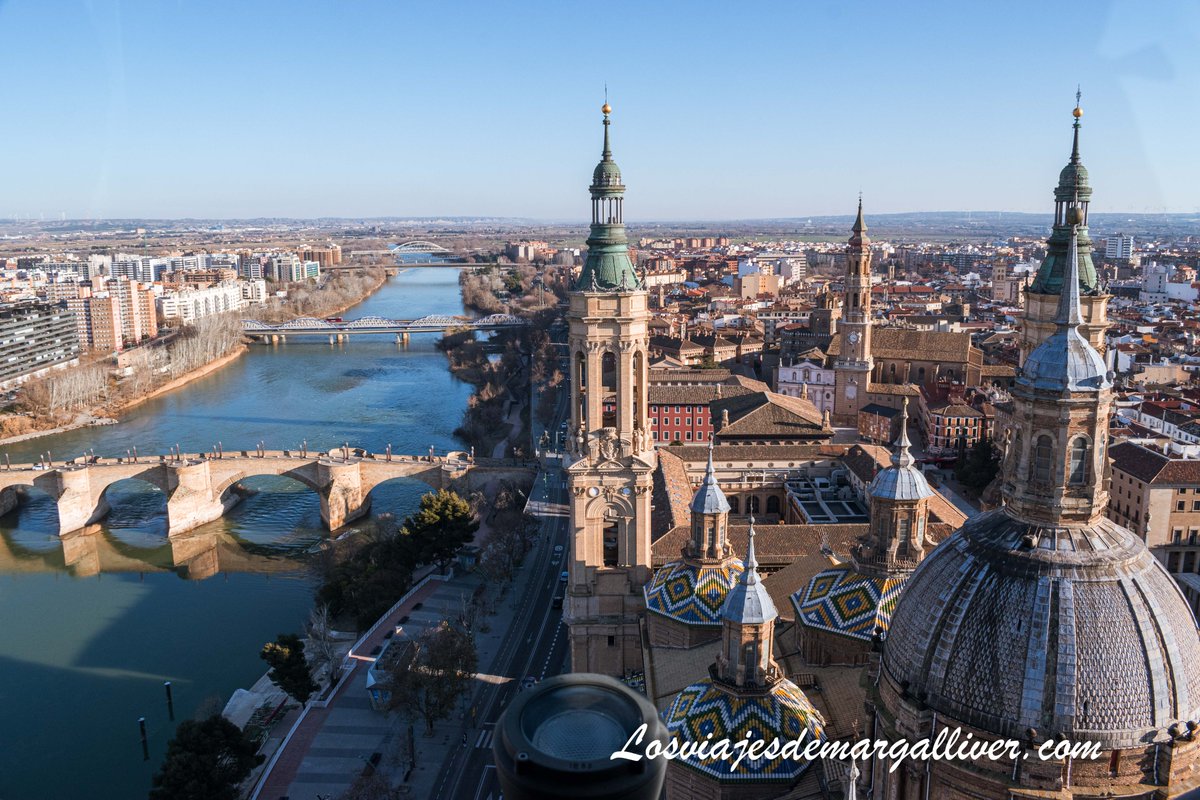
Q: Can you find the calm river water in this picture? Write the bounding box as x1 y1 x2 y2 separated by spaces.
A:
0 268 473 800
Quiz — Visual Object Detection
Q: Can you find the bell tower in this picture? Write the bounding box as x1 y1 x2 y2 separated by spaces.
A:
1019 93 1109 364
1003 196 1112 527
564 101 656 676
832 198 873 426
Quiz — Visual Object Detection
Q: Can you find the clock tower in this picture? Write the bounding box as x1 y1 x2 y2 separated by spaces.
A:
832 199 873 426
563 101 656 676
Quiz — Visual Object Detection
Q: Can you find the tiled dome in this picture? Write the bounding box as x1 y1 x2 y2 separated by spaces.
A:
645 559 744 625
663 678 824 781
882 509 1200 749
792 566 908 642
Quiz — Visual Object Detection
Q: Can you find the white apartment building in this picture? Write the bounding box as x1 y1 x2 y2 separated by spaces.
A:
157 282 245 323
240 279 268 305
1106 234 1134 260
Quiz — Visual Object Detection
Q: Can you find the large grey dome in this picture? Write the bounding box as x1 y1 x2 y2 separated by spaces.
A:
882 509 1200 749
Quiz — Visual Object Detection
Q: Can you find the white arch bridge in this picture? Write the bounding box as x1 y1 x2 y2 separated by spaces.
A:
242 313 526 341
391 240 452 253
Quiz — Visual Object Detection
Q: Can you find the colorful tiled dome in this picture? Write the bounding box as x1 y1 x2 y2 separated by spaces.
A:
792 566 908 642
645 559 744 625
663 678 825 781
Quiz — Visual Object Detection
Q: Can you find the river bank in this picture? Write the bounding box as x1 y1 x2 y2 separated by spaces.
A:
0 268 476 800
115 344 249 415
0 269 392 449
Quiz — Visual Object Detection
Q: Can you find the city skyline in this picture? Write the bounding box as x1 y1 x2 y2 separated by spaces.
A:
1 1 1198 220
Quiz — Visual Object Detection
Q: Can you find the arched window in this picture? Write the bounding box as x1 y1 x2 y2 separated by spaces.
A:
742 641 760 685
633 350 645 428
728 497 739 514
602 521 619 567
1032 435 1053 483
748 496 761 515
575 351 587 428
601 351 617 428
767 495 781 515
1069 437 1092 484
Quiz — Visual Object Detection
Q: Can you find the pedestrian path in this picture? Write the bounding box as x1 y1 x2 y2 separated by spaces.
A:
250 507 554 799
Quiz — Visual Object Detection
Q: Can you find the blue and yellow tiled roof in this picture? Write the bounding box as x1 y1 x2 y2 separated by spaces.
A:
791 566 908 642
663 678 824 781
645 559 744 625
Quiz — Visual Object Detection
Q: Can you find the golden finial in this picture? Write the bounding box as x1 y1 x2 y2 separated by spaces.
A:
602 84 611 116
1073 86 1083 118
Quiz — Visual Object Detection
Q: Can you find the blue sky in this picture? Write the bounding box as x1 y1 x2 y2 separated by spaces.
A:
1 0 1197 220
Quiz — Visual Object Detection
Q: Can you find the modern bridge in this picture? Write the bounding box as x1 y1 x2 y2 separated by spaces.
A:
241 313 526 342
0 448 534 539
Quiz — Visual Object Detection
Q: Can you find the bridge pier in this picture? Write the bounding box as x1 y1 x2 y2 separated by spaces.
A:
318 459 369 530
52 466 107 534
164 460 237 538
398 332 409 347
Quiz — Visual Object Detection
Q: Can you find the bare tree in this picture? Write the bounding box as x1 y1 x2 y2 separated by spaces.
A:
307 603 341 685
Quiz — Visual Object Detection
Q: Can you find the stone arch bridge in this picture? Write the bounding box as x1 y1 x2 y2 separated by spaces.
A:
0 449 532 538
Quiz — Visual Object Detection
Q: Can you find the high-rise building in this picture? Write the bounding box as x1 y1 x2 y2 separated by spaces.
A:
1019 97 1109 365
110 277 158 345
0 301 80 388
67 278 156 352
1105 233 1134 260
563 102 656 676
301 244 342 269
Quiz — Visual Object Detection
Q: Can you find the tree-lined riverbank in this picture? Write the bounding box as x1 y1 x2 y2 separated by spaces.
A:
0 269 474 800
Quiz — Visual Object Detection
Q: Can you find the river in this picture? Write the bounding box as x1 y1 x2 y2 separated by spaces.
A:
0 268 474 800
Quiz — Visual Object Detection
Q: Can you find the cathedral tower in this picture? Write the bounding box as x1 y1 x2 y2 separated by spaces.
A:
564 101 656 676
1019 93 1109 364
832 199 873 425
876 147 1200 797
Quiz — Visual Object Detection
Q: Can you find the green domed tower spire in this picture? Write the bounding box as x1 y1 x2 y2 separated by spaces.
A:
1029 91 1099 296
575 101 641 292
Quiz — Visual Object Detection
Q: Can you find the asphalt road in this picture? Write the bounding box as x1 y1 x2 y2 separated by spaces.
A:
430 465 571 800
432 356 573 800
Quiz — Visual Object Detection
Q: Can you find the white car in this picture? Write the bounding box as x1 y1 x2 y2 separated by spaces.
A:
559 570 568 582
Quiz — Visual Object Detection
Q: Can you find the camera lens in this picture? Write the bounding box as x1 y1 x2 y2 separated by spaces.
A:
492 673 667 800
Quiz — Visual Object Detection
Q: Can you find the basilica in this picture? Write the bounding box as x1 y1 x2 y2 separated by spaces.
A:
561 99 1200 798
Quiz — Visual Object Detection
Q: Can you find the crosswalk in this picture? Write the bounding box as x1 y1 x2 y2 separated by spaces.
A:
474 727 495 749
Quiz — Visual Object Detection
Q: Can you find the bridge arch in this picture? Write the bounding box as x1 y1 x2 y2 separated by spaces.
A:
222 473 326 539
393 240 451 254
0 483 61 535
99 477 171 543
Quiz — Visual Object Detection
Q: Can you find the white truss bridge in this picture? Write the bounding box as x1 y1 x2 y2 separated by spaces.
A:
242 313 526 337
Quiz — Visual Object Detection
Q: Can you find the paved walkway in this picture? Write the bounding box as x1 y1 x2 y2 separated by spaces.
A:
252 527 549 799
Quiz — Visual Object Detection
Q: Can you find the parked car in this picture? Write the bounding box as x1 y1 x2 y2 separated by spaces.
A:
559 570 569 582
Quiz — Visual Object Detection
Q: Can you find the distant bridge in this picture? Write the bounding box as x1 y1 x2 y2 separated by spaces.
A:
0 448 534 539
391 240 452 253
241 313 526 341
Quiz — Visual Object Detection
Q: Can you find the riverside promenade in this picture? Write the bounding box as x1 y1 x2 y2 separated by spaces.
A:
248 467 569 800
